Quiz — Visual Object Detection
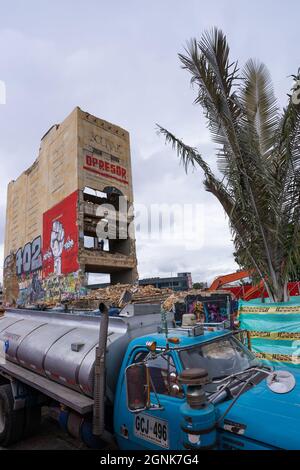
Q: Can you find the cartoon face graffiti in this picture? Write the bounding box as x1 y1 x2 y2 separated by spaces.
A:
50 221 65 275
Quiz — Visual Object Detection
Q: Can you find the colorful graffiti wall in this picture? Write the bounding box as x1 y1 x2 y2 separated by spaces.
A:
5 191 83 306
174 293 234 325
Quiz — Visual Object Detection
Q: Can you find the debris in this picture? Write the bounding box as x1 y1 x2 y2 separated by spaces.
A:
68 284 173 310
41 285 233 312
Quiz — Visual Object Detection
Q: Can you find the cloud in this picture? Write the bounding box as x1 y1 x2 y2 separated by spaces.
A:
132 143 238 283
0 0 299 285
0 209 5 246
0 244 3 283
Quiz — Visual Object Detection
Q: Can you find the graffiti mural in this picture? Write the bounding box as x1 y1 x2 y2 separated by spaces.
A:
174 293 233 326
4 191 83 306
42 271 87 303
3 253 20 306
43 191 79 277
16 271 87 306
15 236 43 276
17 272 45 305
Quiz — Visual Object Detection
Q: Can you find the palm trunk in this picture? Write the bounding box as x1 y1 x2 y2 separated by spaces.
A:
271 279 289 302
283 281 289 302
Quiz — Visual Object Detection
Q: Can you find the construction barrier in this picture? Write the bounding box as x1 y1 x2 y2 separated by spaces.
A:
239 298 300 369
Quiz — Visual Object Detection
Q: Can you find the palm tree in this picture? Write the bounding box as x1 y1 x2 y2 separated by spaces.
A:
158 28 300 302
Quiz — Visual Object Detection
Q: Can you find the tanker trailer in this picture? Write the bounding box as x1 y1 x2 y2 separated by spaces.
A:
1 305 298 451
0 303 172 447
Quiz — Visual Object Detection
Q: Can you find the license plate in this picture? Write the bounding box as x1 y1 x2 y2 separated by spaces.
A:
134 413 169 448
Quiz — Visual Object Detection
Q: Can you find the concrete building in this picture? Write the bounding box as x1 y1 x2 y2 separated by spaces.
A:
139 272 193 291
4 107 137 306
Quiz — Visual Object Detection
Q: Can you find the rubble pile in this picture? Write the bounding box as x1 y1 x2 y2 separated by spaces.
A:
65 286 232 311
70 284 174 310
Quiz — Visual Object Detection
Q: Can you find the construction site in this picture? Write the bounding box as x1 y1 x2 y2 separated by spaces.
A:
1 4 300 455
2 108 232 313
1 104 300 454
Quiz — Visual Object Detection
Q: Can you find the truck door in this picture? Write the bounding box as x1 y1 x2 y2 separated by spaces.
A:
115 348 185 451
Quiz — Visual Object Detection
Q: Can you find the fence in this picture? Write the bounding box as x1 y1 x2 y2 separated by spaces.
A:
239 298 300 369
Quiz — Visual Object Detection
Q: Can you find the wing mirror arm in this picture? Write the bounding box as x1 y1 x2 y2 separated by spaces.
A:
126 362 164 413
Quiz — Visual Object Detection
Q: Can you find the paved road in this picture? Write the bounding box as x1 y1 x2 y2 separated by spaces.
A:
0 409 89 450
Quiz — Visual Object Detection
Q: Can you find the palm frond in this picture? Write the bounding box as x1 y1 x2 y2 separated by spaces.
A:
158 27 300 301
157 125 213 176
240 59 279 157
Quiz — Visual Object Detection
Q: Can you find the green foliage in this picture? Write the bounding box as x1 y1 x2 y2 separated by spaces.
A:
158 28 300 301
192 282 207 290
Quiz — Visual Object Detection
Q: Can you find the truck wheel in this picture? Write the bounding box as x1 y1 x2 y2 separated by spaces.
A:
23 406 41 438
0 384 25 446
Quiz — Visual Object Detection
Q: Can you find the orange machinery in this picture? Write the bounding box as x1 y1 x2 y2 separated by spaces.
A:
209 270 251 291
208 270 265 300
208 270 300 300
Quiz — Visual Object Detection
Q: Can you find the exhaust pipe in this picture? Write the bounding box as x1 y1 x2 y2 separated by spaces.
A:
93 302 112 442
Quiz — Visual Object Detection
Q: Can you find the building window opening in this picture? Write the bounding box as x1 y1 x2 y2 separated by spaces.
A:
83 186 108 199
86 272 111 287
96 238 109 252
84 235 95 248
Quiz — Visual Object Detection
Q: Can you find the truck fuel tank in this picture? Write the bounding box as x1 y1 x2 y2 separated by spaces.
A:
0 305 173 400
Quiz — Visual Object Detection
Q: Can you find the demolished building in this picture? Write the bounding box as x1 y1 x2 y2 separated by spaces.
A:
4 107 138 306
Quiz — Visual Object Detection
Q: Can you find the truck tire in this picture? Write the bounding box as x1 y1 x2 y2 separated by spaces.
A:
23 406 41 438
0 384 25 446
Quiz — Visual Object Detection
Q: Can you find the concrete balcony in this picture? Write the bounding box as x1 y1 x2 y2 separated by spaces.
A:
83 201 133 221
79 247 136 273
83 201 101 217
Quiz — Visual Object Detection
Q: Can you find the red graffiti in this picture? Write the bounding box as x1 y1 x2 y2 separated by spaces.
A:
84 154 128 185
42 191 79 277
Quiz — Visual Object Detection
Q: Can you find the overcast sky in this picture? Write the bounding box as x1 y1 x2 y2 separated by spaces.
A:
0 0 299 284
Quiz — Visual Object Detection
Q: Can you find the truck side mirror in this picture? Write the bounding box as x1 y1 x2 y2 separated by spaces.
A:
266 370 296 394
126 363 150 413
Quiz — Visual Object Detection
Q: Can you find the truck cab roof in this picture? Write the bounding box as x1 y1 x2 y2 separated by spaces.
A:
129 328 232 350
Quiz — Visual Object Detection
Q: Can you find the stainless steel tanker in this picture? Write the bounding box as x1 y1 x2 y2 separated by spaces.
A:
0 304 170 403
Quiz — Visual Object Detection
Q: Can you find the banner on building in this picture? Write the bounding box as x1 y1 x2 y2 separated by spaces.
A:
43 191 79 277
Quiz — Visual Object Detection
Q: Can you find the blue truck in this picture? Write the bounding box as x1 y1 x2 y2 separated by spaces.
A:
0 304 298 450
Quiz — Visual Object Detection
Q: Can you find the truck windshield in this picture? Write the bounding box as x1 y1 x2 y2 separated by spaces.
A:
179 335 259 381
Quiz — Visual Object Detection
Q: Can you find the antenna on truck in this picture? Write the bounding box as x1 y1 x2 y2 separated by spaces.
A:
161 309 169 341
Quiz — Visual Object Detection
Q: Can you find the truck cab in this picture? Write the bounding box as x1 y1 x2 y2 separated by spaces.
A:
0 307 298 450
114 326 299 450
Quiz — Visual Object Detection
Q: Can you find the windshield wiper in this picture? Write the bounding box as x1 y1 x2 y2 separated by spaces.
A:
209 367 269 404
212 364 264 383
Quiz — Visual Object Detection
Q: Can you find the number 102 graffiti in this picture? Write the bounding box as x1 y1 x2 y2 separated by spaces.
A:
16 236 43 276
